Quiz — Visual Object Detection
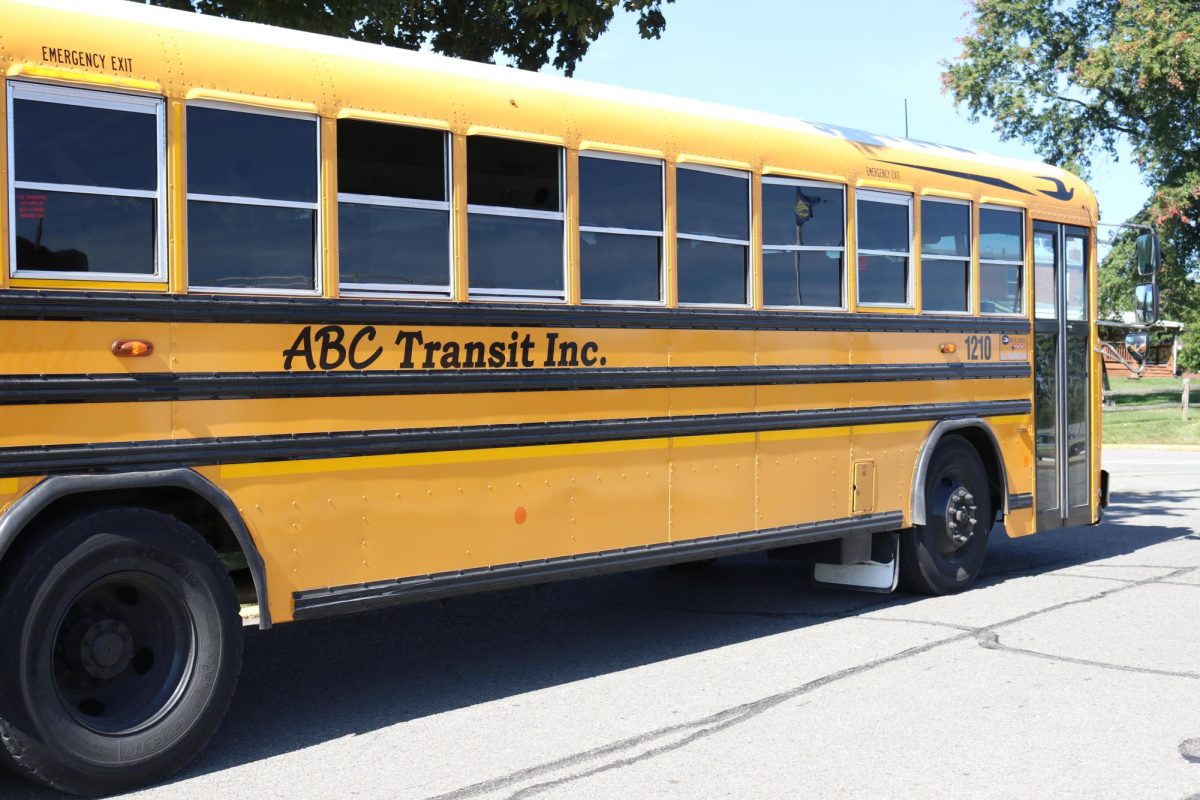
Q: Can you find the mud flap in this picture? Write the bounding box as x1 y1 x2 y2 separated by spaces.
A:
812 532 898 593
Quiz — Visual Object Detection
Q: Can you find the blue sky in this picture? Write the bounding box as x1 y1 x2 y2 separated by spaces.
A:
551 0 1143 245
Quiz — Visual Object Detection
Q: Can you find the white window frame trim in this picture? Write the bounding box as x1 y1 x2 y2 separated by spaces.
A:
185 101 322 297
855 188 914 309
467 143 567 303
7 81 168 283
978 204 1026 318
761 176 847 311
676 163 752 309
338 129 454 299
920 196 973 316
578 151 665 307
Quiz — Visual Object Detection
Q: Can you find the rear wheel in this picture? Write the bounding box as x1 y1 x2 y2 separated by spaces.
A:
900 436 993 595
0 507 242 796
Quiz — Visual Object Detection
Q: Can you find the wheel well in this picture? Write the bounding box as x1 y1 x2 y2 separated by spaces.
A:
946 428 1005 523
10 486 260 607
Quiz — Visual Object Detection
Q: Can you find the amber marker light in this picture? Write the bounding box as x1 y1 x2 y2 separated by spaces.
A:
514 507 527 524
939 343 958 354
111 339 155 357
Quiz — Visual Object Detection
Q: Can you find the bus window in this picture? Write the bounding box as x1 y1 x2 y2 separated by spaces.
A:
677 165 750 306
186 106 319 293
337 120 451 296
920 198 971 313
762 179 845 309
8 82 164 280
979 206 1025 315
856 190 913 307
579 153 663 304
467 136 564 300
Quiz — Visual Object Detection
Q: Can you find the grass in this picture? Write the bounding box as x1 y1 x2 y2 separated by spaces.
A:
1102 407 1200 446
1105 375 1198 407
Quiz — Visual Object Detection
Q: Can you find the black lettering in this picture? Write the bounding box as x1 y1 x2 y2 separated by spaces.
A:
281 326 315 371
487 341 506 368
439 341 461 369
422 339 442 368
519 333 536 368
556 340 579 367
506 331 519 368
463 341 485 368
395 330 424 368
542 332 559 366
580 341 599 367
314 325 347 370
347 326 382 370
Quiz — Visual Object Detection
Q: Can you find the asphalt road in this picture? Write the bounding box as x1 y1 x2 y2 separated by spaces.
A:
2 448 1198 799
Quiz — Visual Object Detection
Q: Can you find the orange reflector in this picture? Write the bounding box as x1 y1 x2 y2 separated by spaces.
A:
940 343 957 354
111 339 154 358
514 507 527 524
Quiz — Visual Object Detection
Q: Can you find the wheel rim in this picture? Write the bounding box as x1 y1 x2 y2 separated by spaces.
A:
51 571 196 735
931 472 979 557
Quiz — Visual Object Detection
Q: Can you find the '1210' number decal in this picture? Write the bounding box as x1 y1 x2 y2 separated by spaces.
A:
964 335 993 360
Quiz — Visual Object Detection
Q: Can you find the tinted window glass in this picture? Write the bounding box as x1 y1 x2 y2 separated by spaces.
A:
922 259 969 312
468 215 563 292
677 169 748 240
858 254 908 304
188 107 317 202
468 137 560 212
14 189 154 273
1034 230 1057 319
857 198 908 252
580 157 661 230
338 120 445 201
980 208 1022 260
981 263 1022 314
763 249 842 308
580 232 660 301
921 200 969 257
188 201 315 289
13 99 156 190
678 239 746 304
339 204 449 287
762 184 843 246
1066 233 1087 320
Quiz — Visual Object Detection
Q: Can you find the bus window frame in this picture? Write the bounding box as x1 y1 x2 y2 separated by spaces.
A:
578 149 666 307
184 101 323 297
675 162 752 309
6 80 168 284
466 137 567 303
918 195 973 316
978 203 1026 318
337 124 453 300
761 176 847 312
855 188 914 310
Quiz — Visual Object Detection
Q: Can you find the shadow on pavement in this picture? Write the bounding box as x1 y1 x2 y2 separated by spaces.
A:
0 499 1193 798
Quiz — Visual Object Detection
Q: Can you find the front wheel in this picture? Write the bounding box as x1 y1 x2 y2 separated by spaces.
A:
900 436 993 595
0 507 242 796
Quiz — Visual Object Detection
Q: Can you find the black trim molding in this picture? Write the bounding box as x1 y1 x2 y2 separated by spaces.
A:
0 362 1031 405
0 290 1033 333
1007 492 1033 511
0 399 1030 478
292 511 905 619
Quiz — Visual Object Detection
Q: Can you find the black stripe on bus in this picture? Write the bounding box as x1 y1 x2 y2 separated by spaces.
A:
0 362 1031 405
0 398 1030 477
0 290 1032 333
291 511 906 620
1007 493 1034 511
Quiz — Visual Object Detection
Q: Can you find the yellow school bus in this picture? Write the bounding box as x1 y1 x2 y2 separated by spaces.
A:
0 0 1110 793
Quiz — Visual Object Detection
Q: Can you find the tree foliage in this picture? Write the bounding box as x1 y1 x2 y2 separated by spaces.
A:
145 0 672 76
943 0 1200 368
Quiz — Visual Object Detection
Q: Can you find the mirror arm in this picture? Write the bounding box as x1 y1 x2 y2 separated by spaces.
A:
1097 340 1146 376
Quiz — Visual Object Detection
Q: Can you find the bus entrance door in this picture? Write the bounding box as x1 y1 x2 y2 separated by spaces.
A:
1032 221 1092 530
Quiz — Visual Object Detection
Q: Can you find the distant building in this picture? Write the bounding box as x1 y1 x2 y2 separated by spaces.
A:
1098 317 1186 378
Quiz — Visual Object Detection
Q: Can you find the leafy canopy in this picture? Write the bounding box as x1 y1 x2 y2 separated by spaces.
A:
146 0 672 76
944 0 1200 369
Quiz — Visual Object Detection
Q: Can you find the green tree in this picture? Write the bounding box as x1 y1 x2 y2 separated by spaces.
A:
943 0 1200 367
144 0 672 76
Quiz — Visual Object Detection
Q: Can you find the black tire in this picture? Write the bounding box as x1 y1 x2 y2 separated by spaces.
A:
900 436 993 595
0 507 242 796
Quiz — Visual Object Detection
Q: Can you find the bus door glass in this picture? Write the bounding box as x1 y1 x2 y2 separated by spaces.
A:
1033 221 1091 529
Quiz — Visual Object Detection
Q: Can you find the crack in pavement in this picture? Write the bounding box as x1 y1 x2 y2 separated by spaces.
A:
974 629 1200 680
431 562 1200 800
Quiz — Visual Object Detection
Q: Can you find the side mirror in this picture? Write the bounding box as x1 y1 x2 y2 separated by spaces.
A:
1135 232 1162 276
1134 283 1159 325
1124 332 1149 365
